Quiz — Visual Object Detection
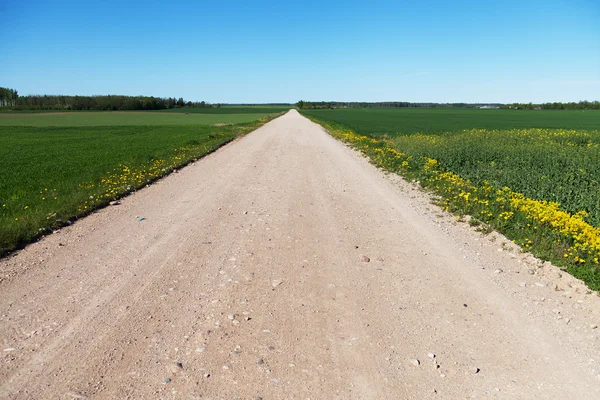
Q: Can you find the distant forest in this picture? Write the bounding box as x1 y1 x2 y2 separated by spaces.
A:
501 101 600 110
2 87 599 111
296 100 600 110
0 87 212 111
296 101 502 109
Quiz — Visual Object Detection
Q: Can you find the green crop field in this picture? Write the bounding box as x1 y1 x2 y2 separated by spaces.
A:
302 108 600 290
301 108 600 137
162 106 292 114
0 111 275 126
0 110 283 255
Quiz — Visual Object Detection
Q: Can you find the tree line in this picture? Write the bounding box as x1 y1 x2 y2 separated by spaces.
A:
501 101 600 110
0 87 18 107
296 101 504 109
0 87 212 111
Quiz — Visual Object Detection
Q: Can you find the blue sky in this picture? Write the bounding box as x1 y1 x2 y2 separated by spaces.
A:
1 0 599 103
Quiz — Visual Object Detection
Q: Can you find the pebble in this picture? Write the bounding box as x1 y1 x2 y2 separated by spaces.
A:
471 367 480 374
223 365 230 370
361 256 371 263
109 200 120 206
257 359 264 365
527 269 535 275
591 324 598 329
519 282 527 288
271 378 280 383
164 378 172 383
204 373 211 378
196 347 205 353
494 269 503 274
272 280 283 287
409 359 420 366
427 353 436 359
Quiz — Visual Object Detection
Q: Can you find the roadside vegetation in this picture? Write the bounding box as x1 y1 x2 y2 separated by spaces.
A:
0 109 284 256
301 109 600 291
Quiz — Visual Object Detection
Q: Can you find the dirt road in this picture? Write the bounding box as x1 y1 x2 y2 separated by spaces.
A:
1 110 600 399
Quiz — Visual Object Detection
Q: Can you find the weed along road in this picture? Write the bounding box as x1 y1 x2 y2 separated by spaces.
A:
2 110 600 399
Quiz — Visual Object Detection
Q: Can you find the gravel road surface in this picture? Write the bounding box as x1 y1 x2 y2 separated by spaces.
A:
1 110 600 399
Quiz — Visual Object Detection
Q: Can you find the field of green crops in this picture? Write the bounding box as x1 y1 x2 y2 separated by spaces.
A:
302 108 600 290
162 106 292 114
0 111 275 126
0 109 283 255
301 108 600 136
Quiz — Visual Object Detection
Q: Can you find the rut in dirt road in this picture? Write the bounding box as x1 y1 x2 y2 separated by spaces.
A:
1 110 600 399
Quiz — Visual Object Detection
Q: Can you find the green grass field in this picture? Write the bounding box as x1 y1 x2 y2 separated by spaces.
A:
302 108 600 290
301 108 600 137
0 110 283 255
0 111 274 126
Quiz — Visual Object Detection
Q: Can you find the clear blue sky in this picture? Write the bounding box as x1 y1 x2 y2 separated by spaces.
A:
1 0 599 103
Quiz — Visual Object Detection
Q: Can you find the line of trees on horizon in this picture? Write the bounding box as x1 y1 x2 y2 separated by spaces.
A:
296 100 600 110
297 100 600 110
501 101 600 110
0 87 213 111
296 101 505 109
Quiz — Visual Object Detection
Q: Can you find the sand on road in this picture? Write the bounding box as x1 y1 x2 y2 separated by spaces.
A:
1 110 600 399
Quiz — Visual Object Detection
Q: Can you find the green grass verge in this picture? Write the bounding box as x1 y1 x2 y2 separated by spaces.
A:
302 112 600 292
0 113 283 256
